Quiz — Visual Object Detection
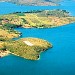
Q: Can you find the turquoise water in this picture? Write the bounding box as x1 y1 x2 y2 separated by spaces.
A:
0 2 75 75
60 0 75 6
0 2 75 16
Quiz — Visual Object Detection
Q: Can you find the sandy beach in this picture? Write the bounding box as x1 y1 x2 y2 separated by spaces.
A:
0 50 10 57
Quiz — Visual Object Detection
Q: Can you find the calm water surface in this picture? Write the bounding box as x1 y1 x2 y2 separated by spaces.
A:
0 2 75 75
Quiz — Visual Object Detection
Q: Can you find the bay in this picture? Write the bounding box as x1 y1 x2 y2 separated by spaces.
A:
0 2 75 75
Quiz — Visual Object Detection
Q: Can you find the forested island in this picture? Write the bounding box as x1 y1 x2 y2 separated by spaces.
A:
0 9 75 60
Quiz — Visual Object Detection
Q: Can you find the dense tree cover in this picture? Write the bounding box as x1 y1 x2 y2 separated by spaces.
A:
15 9 69 16
25 10 43 13
15 13 25 16
3 23 18 30
37 9 69 17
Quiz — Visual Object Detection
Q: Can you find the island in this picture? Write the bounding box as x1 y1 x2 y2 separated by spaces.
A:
0 9 75 60
0 0 59 6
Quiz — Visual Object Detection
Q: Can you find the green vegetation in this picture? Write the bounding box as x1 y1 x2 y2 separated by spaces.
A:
15 12 25 16
0 38 6 41
0 9 75 28
0 27 20 42
0 37 52 60
37 9 69 17
1 9 75 60
0 44 7 51
3 23 18 29
5 38 52 60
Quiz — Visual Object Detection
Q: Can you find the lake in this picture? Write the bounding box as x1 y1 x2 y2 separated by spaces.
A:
0 1 75 75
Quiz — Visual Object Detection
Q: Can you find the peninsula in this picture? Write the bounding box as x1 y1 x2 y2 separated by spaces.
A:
0 9 75 28
5 38 52 60
0 21 52 60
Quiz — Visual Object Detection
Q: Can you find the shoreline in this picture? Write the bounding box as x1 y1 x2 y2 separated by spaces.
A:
11 53 40 60
22 22 75 29
0 50 11 58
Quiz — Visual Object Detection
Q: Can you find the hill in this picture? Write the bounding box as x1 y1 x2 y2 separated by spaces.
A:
0 9 75 28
